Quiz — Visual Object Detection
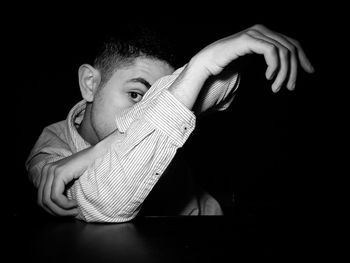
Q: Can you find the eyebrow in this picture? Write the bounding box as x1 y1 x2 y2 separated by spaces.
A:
126 77 152 89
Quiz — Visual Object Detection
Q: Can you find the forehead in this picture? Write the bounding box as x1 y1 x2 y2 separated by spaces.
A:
118 57 175 84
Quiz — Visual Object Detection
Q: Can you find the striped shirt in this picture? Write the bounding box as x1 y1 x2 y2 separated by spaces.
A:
26 66 240 222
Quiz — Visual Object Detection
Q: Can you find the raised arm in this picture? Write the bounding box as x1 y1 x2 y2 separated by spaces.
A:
168 24 313 110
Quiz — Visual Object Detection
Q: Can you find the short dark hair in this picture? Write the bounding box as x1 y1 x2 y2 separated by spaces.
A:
93 24 178 88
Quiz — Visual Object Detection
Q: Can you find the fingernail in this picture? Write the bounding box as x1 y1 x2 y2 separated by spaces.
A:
309 64 315 72
266 68 276 80
266 70 272 80
289 82 295 90
307 62 314 73
272 83 279 93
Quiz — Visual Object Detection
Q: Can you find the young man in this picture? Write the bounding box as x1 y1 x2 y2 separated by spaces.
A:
26 24 314 222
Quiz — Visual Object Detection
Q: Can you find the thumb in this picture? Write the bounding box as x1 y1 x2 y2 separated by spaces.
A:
51 173 78 209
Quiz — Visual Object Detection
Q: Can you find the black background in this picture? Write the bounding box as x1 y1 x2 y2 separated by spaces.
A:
10 4 343 227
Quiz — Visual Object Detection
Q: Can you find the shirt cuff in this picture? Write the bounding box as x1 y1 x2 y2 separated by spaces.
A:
144 90 196 147
216 72 240 111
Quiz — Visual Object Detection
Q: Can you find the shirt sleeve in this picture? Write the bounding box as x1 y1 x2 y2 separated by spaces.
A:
27 65 240 223
67 66 240 222
141 65 240 115
25 124 78 188
194 65 240 113
67 89 196 222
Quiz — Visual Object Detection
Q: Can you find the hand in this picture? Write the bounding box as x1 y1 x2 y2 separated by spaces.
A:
190 24 314 92
37 131 119 216
37 147 96 217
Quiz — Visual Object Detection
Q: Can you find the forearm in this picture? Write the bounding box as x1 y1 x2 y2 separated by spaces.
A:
169 60 240 114
68 66 238 222
69 129 177 222
168 59 209 110
68 90 196 222
27 154 67 188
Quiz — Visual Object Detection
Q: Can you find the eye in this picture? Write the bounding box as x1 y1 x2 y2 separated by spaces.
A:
128 91 143 103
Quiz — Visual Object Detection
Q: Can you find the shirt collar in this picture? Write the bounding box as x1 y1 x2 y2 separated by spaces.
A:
66 100 91 153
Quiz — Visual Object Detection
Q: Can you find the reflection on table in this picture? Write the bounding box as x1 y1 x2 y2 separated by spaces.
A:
6 202 317 262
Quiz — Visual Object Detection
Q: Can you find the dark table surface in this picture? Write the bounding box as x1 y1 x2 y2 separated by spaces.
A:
5 202 331 262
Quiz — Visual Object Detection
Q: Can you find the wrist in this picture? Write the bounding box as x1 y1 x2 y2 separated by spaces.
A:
168 60 209 110
90 131 118 159
187 55 212 81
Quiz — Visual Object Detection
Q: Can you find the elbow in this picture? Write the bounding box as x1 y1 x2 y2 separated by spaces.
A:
77 206 139 223
71 188 140 223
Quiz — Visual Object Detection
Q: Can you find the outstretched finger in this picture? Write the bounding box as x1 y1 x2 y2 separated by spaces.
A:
252 24 314 73
281 34 314 73
287 51 298 90
251 25 302 90
241 34 280 82
247 29 289 92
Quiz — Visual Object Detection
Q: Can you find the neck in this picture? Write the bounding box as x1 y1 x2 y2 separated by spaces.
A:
78 103 99 146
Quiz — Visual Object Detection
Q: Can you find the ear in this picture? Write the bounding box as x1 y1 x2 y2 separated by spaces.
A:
78 64 101 102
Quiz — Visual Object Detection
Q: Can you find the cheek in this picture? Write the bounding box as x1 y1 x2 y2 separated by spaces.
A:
92 91 132 138
91 100 115 139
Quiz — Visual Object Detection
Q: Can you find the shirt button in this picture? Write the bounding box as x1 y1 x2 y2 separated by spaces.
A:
153 170 161 177
180 122 189 134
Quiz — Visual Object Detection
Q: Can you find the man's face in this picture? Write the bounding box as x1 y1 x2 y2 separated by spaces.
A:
91 57 174 141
